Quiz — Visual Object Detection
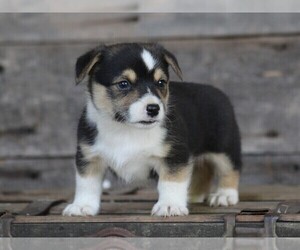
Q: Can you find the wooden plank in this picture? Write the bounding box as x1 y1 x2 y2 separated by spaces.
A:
7 220 300 237
1 37 300 158
0 203 27 213
138 13 300 38
0 44 85 157
0 0 139 12
10 221 224 237
140 0 300 13
13 214 224 223
279 214 300 222
2 14 300 43
0 13 139 44
0 189 69 202
49 201 280 215
2 0 300 12
0 185 299 204
0 185 299 237
8 221 300 237
0 159 75 191
241 155 300 185
239 185 300 201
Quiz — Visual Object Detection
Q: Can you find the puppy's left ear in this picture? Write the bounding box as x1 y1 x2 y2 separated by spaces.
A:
75 46 104 84
163 49 183 80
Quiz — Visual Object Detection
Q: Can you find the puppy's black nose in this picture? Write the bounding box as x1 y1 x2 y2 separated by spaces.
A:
146 104 160 117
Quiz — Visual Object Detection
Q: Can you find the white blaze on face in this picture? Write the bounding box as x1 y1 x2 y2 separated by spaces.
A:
141 49 156 71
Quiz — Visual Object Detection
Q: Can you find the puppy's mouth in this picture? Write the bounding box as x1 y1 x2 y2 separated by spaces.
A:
137 120 158 125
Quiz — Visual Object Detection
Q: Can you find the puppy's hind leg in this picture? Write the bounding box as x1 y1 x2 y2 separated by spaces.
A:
206 153 240 207
63 144 107 216
189 157 214 203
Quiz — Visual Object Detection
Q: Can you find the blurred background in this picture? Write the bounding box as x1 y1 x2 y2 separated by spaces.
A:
0 12 299 191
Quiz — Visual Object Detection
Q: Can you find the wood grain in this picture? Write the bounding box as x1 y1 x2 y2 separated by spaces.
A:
2 14 300 43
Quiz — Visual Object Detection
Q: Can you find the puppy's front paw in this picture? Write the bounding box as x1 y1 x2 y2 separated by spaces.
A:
208 188 239 207
63 203 99 216
151 202 189 217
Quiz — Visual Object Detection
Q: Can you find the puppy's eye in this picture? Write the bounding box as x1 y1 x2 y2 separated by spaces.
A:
117 80 131 90
157 79 167 88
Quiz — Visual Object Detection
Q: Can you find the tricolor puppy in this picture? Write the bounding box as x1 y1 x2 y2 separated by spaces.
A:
63 43 242 217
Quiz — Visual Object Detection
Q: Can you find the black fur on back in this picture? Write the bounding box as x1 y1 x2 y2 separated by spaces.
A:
165 81 242 170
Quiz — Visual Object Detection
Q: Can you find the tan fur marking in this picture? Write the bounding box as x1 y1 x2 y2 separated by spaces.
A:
203 153 233 175
161 144 171 158
152 68 169 102
79 143 96 160
114 89 139 108
153 68 167 82
113 69 137 84
160 164 192 182
219 170 240 189
156 83 169 100
79 143 106 176
189 156 215 198
202 153 240 189
189 153 240 201
92 83 113 113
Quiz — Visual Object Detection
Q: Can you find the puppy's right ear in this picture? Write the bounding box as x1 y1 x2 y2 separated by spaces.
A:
75 46 104 84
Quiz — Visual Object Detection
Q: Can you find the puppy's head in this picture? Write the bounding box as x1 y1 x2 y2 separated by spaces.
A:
76 43 182 128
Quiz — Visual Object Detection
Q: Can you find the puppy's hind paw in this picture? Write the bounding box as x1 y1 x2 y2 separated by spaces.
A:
208 188 239 207
63 203 99 216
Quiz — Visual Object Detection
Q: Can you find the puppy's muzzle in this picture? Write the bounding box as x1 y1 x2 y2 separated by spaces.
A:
146 104 160 117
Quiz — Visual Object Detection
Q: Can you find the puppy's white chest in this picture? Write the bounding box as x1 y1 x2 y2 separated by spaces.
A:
92 122 167 181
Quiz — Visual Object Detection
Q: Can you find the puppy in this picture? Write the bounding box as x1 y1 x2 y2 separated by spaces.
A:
63 43 242 217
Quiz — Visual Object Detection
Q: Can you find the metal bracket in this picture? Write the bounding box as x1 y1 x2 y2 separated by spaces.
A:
0 213 14 237
224 201 300 238
276 201 300 214
224 209 279 237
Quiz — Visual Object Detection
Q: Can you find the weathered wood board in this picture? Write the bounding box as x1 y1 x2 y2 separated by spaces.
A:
0 186 299 237
0 155 299 191
0 185 300 203
1 14 300 43
2 0 300 12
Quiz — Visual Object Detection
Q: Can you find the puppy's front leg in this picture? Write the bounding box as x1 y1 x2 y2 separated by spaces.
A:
152 165 192 217
63 145 106 216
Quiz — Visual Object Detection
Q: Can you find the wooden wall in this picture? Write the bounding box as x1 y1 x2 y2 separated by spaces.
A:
0 13 299 190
